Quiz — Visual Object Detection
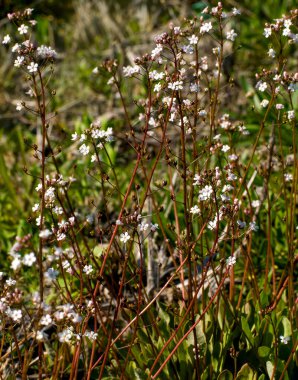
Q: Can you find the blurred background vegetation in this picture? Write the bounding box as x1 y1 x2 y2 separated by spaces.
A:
0 0 297 255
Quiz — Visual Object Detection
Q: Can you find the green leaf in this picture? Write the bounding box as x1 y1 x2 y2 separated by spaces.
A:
236 363 255 380
258 346 271 360
266 361 274 378
217 369 233 380
241 317 254 347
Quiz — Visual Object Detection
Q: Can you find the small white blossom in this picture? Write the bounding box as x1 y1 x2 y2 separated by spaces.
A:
237 220 247 229
168 81 183 91
284 173 293 182
249 222 259 232
221 145 230 153
120 232 130 243
261 99 269 108
150 223 159 232
232 8 241 16
11 256 22 271
263 28 272 38
18 24 29 35
226 256 236 267
280 336 290 344
268 48 276 58
39 229 52 239
287 110 295 120
40 314 52 326
199 185 213 201
200 22 212 34
36 330 48 341
139 222 149 232
45 268 58 281
256 81 268 92
16 102 24 111
6 278 16 286
23 252 36 266
12 43 20 52
226 29 237 41
276 104 284 110
8 309 22 322
84 331 98 341
2 34 11 45
190 205 200 215
188 34 198 45
79 144 90 156
83 265 93 275
27 62 38 73
252 200 260 208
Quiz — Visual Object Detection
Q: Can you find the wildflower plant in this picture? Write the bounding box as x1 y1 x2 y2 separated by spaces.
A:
0 3 297 380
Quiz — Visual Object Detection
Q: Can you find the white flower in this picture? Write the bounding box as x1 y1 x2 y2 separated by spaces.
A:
150 223 159 232
139 222 149 232
226 256 236 267
6 278 16 286
83 265 93 275
2 34 11 45
32 203 39 212
37 45 57 59
27 62 38 73
92 67 99 74
12 43 20 53
190 205 200 215
71 132 78 141
268 48 276 58
58 328 74 344
39 229 52 239
252 200 260 208
226 29 237 41
45 268 58 281
120 232 130 243
23 252 36 266
287 110 295 120
79 144 90 156
237 220 247 229
9 309 22 322
16 102 24 111
284 173 293 182
198 109 206 116
116 219 123 226
36 330 48 341
221 145 230 153
263 28 272 38
190 83 200 93
40 314 52 326
280 336 290 344
276 104 284 110
232 8 241 16
261 99 269 108
199 185 213 201
188 34 198 45
200 22 212 34
11 256 22 271
57 232 66 241
256 81 267 92
151 44 163 59
208 219 217 231
18 24 29 35
249 222 259 232
283 28 291 37
228 154 238 161
123 65 140 77
84 331 98 341
154 83 162 92
168 81 183 91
